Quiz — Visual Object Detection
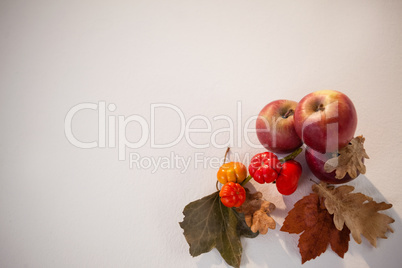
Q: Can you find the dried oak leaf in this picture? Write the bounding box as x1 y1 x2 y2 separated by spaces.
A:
281 193 350 264
324 135 370 179
179 191 258 268
236 189 276 235
312 182 394 247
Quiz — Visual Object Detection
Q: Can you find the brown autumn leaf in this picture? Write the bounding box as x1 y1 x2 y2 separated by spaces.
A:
236 189 276 234
324 135 370 179
281 193 350 263
312 182 394 247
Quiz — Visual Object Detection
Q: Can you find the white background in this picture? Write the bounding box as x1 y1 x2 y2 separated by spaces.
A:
1 0 402 267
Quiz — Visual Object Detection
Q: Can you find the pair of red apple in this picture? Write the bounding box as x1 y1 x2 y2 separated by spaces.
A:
256 90 358 184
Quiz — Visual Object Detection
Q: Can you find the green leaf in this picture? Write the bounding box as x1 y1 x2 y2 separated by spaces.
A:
179 191 258 268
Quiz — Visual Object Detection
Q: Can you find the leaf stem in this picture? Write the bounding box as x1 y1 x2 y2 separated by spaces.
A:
279 147 303 163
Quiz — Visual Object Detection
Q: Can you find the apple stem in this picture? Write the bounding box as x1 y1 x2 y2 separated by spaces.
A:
317 104 325 112
283 108 294 118
279 147 303 163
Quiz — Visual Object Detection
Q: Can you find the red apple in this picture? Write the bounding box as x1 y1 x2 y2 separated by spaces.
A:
305 146 358 184
256 100 303 154
294 90 357 153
